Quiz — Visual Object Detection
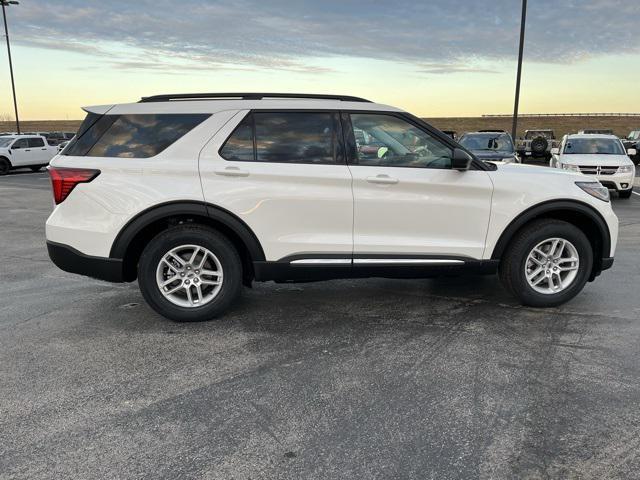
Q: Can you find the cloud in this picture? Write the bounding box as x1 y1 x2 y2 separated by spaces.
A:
7 0 639 74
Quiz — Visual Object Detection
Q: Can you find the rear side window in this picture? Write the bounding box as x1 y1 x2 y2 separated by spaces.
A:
28 138 45 148
63 113 210 158
220 112 340 164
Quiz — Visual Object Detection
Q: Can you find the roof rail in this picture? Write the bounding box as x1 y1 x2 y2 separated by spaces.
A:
139 92 372 103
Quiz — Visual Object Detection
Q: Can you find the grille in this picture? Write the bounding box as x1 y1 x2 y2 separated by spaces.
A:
578 165 619 175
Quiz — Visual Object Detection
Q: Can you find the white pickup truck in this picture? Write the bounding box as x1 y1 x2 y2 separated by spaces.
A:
0 135 59 175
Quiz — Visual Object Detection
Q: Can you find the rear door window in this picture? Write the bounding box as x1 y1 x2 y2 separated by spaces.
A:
28 138 45 148
63 113 210 158
220 112 341 164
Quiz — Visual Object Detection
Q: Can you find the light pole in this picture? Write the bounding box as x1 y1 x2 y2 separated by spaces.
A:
1 0 20 134
511 0 527 141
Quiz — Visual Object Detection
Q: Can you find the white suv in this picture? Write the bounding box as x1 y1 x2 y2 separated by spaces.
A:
550 134 636 199
45 93 618 322
0 135 59 174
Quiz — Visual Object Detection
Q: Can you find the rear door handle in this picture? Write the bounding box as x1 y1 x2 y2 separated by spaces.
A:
214 167 250 177
366 174 398 185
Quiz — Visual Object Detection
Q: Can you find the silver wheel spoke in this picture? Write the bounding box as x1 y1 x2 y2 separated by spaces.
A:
200 269 221 278
197 252 209 269
163 283 184 296
559 264 579 272
161 276 179 287
168 253 185 267
527 267 545 284
189 247 201 265
161 258 179 273
185 286 194 305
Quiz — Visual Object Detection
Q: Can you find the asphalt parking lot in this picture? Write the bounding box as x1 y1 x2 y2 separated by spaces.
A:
1 170 640 479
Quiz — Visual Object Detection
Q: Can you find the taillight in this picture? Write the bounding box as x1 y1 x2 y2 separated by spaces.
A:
48 166 100 204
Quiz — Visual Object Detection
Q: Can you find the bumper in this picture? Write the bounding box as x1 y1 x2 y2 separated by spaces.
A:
592 174 635 191
47 241 124 282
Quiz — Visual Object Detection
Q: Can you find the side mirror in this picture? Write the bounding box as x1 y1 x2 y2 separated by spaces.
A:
551 147 559 155
628 149 637 156
452 148 472 171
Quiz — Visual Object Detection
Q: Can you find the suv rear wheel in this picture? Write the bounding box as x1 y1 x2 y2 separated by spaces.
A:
499 219 593 307
138 225 242 322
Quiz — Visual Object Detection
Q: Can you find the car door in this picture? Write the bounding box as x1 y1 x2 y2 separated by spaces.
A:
28 137 49 163
9 138 31 166
199 110 354 262
345 112 493 261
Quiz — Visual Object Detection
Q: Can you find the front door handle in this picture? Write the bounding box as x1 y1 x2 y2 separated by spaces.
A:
366 174 398 185
214 167 250 177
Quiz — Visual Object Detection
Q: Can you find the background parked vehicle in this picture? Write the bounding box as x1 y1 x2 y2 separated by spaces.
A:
578 129 614 135
458 131 519 163
622 130 640 165
0 135 58 174
550 134 636 199
441 130 457 140
516 129 560 163
46 132 76 146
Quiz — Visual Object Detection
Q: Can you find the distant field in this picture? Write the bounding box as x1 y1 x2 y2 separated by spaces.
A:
0 120 82 133
2 116 639 139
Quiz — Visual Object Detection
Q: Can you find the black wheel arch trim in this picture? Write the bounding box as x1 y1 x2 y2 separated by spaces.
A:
109 200 266 262
490 199 611 268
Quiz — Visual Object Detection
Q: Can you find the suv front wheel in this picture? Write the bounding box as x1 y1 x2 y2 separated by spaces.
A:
138 225 242 322
499 219 593 307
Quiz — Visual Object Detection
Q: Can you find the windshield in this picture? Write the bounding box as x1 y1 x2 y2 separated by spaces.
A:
525 131 553 139
459 133 514 152
564 138 625 155
0 137 15 148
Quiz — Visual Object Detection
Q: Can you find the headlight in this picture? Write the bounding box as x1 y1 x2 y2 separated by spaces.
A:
561 163 581 172
618 165 634 174
576 181 610 202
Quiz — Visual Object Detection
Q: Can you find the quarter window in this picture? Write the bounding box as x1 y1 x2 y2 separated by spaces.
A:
63 113 210 158
219 116 253 161
350 114 452 169
220 112 340 164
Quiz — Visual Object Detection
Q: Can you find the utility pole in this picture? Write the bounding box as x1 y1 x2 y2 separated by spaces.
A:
1 0 20 134
511 0 527 141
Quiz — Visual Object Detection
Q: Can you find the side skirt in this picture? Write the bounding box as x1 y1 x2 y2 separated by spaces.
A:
253 254 499 283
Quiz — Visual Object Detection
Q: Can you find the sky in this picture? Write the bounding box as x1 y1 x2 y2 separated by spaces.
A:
0 0 638 120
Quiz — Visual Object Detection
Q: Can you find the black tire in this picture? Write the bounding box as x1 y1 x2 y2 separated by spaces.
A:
499 219 593 308
618 189 632 199
0 157 11 176
530 137 548 155
138 225 243 322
